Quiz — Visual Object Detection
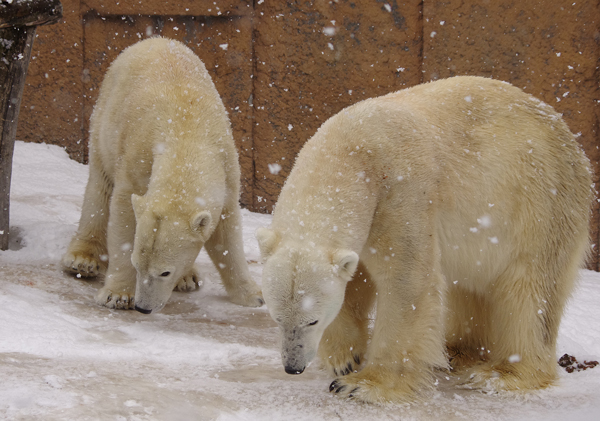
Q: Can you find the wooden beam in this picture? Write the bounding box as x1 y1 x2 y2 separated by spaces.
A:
0 26 35 250
0 0 62 28
0 0 62 250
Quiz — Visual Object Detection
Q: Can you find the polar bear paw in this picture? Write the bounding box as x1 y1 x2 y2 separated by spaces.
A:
227 280 264 307
456 367 503 393
319 327 367 376
323 352 362 377
62 251 105 278
174 268 203 292
95 286 135 310
456 360 554 392
328 366 422 403
447 344 485 371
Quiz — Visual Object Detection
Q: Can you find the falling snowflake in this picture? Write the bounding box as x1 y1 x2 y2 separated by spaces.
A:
268 163 282 175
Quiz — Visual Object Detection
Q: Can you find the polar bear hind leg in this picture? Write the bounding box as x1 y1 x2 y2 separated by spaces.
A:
461 243 585 392
445 285 492 371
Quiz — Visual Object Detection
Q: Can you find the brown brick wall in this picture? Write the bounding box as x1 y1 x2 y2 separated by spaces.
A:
16 0 600 268
19 0 84 159
252 0 424 211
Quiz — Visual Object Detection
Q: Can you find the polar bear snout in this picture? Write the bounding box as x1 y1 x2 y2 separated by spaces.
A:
134 305 152 314
282 349 307 375
134 274 174 314
284 365 305 375
281 332 317 375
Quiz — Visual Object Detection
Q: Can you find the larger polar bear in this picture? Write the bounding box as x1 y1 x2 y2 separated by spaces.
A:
257 76 592 403
62 37 263 313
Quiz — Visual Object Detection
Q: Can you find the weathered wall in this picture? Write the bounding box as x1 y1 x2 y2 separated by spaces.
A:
15 0 600 268
19 0 84 159
252 0 423 211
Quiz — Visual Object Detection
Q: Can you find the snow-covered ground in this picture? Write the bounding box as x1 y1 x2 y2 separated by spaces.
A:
1 141 599 420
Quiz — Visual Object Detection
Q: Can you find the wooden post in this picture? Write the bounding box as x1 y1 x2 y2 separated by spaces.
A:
0 0 62 250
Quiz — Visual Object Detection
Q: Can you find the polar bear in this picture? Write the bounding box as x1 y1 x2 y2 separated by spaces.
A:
61 37 263 313
256 76 592 403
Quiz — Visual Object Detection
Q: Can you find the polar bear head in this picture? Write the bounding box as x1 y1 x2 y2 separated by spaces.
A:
256 227 359 375
130 194 211 313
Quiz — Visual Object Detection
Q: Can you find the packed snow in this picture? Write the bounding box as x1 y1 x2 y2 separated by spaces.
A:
1 141 599 420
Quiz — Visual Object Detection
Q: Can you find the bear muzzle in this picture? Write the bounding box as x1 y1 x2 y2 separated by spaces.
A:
284 365 305 375
134 305 152 314
282 346 309 375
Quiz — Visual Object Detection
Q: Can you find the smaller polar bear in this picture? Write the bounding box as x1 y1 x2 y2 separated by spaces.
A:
257 76 592 403
62 37 263 313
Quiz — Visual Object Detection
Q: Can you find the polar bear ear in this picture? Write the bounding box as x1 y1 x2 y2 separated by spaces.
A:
256 227 280 259
332 249 359 281
131 194 145 218
190 211 212 239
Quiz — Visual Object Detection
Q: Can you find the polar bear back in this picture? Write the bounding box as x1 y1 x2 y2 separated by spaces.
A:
273 76 591 291
89 37 237 195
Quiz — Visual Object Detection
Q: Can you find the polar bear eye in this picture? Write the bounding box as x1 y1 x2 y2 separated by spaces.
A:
308 320 318 326
160 271 171 277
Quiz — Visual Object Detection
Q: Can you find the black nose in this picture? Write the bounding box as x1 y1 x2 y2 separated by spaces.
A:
284 365 305 375
134 305 152 314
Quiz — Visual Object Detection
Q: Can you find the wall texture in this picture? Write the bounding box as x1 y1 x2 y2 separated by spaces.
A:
16 0 600 268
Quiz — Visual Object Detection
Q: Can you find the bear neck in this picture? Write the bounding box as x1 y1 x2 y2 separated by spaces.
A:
272 131 382 253
145 133 227 220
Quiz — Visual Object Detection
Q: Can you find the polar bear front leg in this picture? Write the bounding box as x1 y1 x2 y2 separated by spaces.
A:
95 186 137 309
174 266 203 292
62 154 112 278
329 237 447 403
319 262 375 376
204 205 263 307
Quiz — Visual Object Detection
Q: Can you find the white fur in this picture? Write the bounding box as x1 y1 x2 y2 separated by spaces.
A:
62 37 263 312
258 76 592 403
